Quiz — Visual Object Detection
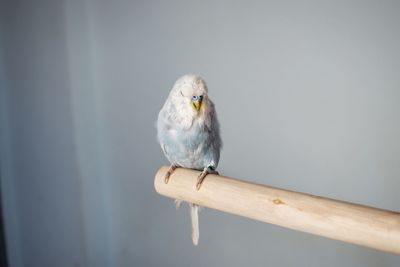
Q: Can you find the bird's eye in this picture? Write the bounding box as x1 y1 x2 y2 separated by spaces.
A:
192 95 203 101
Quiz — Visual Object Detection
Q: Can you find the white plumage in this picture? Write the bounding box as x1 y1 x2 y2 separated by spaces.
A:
157 74 222 245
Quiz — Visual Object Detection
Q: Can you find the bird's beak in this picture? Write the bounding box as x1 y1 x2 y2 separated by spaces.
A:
192 99 202 111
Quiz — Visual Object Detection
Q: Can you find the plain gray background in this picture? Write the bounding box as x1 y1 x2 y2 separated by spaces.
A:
1 0 400 266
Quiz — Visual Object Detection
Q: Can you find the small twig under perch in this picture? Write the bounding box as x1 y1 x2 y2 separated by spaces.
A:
154 166 400 254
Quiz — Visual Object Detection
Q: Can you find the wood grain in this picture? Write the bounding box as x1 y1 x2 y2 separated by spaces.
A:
154 166 400 254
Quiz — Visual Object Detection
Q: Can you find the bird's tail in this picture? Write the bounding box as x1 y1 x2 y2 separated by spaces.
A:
190 203 199 246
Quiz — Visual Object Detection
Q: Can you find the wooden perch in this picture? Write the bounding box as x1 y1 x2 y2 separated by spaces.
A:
154 166 400 254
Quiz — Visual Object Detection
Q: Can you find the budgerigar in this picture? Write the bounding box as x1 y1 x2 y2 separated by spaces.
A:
157 74 222 245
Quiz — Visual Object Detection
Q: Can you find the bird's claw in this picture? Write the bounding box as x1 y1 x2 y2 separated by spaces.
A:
164 173 171 184
195 178 204 190
164 165 177 184
196 167 218 190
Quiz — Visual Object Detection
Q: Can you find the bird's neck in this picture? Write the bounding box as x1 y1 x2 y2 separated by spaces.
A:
177 103 208 130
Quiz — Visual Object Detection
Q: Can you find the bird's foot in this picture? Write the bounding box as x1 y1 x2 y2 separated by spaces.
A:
174 199 183 210
165 164 178 184
196 166 218 190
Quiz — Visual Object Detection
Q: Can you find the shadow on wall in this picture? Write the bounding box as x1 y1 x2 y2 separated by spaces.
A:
0 0 113 266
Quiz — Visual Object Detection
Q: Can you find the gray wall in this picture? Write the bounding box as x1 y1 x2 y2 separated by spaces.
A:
1 0 400 266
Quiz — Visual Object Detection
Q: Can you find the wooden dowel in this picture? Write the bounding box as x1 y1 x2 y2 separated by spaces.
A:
154 166 400 254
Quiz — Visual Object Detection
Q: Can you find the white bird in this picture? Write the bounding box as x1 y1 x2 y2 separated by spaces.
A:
157 74 222 245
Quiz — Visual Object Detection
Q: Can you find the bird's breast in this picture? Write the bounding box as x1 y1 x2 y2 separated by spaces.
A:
164 123 211 168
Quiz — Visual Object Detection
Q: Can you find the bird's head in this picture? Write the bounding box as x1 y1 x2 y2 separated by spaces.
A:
171 74 208 114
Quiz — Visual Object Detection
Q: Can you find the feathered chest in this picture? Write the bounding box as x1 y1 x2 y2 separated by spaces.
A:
167 121 211 151
159 118 213 169
157 98 219 168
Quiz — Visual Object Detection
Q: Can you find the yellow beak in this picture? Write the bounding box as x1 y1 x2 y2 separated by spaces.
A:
192 100 202 111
